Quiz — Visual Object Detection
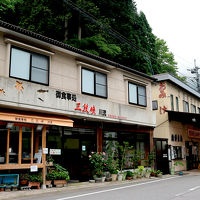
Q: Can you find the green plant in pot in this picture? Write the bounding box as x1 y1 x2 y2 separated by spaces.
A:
19 173 29 185
89 152 106 178
46 155 54 165
28 173 43 183
174 161 184 175
155 170 163 178
126 171 134 180
51 163 70 186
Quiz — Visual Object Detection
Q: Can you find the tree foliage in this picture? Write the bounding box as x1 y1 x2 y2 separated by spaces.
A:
0 0 180 77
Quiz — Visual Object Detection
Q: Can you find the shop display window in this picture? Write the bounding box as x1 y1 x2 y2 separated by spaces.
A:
0 126 7 164
0 124 43 165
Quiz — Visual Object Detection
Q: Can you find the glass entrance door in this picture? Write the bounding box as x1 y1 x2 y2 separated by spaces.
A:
155 139 169 174
63 127 96 181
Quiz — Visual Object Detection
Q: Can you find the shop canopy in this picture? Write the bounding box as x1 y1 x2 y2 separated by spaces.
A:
167 110 200 127
0 110 73 127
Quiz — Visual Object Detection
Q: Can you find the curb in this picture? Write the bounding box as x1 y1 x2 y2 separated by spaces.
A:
0 175 180 200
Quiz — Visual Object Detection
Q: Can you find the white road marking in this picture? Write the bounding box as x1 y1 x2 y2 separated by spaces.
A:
175 185 200 197
56 177 180 200
189 185 200 191
175 192 187 197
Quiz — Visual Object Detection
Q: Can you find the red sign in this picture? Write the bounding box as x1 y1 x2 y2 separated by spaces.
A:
74 103 96 115
159 82 166 98
160 106 167 114
188 129 200 139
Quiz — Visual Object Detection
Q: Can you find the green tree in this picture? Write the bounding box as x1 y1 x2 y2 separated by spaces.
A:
155 37 178 76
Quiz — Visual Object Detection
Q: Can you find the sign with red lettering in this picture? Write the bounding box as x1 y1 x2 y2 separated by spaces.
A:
188 129 200 139
74 103 96 115
159 82 166 98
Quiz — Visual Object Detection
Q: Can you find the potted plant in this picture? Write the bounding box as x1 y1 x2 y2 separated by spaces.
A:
46 155 54 166
155 170 163 178
144 168 151 178
122 171 127 181
137 166 144 178
89 152 107 182
28 173 42 189
126 171 134 180
174 161 184 175
150 169 156 176
51 164 70 186
110 168 118 181
46 172 55 186
19 173 29 185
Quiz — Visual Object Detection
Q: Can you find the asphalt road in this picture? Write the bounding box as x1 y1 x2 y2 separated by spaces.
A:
15 175 200 200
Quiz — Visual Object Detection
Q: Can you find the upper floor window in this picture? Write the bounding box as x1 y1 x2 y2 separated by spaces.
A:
10 47 49 85
128 82 146 106
176 97 179 111
183 101 189 112
191 104 196 113
170 94 174 111
198 107 200 113
82 68 107 98
152 100 158 110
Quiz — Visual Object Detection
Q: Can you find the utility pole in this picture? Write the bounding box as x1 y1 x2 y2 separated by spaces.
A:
188 59 200 92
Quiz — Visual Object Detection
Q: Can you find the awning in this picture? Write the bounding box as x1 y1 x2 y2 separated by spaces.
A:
0 111 73 127
167 110 200 127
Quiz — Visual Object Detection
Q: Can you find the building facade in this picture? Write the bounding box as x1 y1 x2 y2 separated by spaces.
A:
152 73 200 174
0 21 156 185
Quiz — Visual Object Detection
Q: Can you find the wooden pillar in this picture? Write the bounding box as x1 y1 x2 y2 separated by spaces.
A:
18 126 22 164
97 127 103 152
31 127 34 164
6 129 10 164
35 133 39 153
150 128 154 151
42 126 46 189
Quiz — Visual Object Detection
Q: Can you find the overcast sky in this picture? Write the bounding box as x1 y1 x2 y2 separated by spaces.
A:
135 0 200 80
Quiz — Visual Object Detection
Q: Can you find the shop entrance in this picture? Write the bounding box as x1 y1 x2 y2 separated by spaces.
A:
63 127 97 181
155 139 169 174
47 127 97 181
185 141 199 170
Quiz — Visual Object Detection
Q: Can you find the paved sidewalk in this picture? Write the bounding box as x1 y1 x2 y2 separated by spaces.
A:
0 170 199 200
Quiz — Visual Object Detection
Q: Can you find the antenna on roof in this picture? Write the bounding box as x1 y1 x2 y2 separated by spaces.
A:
187 59 200 92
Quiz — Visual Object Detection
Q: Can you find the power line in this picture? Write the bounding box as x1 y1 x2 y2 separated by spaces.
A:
64 0 156 73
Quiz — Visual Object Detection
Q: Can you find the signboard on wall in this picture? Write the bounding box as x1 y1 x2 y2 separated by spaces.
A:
188 129 200 139
50 149 61 155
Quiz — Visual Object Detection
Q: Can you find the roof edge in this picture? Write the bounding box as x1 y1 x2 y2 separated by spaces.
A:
0 20 156 81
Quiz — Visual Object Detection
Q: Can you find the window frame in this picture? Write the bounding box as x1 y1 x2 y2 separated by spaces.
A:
128 82 147 107
176 97 179 112
170 94 174 111
152 100 158 110
183 100 189 112
191 104 196 113
9 46 50 86
81 68 107 98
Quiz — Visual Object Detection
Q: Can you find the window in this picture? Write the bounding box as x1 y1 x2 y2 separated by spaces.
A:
10 47 49 85
82 68 107 98
176 97 179 111
170 95 174 111
183 101 189 112
191 104 196 113
152 100 158 110
172 146 182 159
198 107 200 114
128 82 146 106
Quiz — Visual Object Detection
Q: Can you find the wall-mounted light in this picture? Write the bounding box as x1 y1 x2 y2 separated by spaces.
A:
36 125 43 131
6 123 14 129
192 118 196 122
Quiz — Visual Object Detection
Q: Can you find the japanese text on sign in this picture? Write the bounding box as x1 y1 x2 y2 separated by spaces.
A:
56 91 77 102
159 82 166 98
75 103 96 115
